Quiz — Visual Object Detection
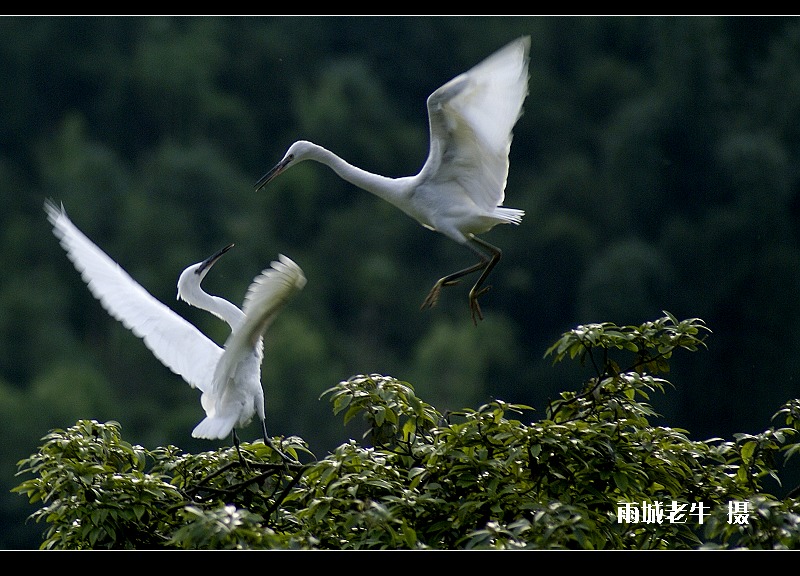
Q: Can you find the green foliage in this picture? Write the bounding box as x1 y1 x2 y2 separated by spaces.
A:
7 18 800 549
13 314 800 549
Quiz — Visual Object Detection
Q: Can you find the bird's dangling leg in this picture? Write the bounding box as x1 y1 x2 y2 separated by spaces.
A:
261 420 295 464
421 261 485 311
232 429 251 469
466 237 502 325
420 235 501 325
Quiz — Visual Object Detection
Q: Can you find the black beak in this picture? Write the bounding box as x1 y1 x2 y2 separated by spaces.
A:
254 156 291 191
197 243 234 275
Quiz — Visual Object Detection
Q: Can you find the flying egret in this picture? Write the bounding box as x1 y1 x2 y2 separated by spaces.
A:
255 36 530 324
44 199 306 462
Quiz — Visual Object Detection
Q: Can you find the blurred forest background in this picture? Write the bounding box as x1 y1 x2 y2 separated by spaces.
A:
2 16 800 549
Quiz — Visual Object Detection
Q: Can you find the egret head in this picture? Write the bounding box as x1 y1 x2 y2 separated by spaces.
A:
177 243 234 302
254 140 318 191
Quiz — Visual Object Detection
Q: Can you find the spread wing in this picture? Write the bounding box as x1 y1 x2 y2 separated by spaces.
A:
424 36 530 211
208 254 306 400
45 199 221 392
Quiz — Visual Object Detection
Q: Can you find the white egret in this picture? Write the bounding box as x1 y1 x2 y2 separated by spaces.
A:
45 200 306 462
255 36 530 324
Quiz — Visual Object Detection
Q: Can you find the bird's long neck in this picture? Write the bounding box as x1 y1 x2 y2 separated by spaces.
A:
182 287 245 330
307 143 410 206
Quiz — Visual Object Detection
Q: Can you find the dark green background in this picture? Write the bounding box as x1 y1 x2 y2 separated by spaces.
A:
2 16 799 548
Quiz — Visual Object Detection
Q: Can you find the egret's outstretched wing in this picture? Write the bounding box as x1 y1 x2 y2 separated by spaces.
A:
237 254 307 350
45 199 221 392
425 36 530 211
209 254 306 398
191 254 306 440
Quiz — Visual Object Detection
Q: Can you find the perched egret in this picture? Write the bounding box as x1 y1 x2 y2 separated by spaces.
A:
255 36 530 324
45 200 306 462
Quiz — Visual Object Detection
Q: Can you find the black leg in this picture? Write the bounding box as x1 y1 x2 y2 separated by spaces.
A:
232 429 249 467
420 235 501 325
261 419 293 463
465 236 501 325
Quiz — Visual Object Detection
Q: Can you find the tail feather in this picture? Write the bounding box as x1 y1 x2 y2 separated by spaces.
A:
495 207 524 225
192 416 237 440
